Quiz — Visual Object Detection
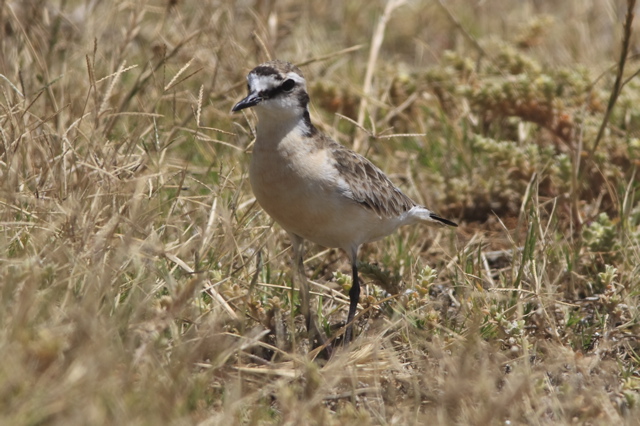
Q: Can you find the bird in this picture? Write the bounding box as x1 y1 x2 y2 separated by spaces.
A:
232 60 457 346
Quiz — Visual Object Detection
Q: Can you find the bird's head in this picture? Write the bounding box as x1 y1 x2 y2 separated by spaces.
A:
232 60 309 119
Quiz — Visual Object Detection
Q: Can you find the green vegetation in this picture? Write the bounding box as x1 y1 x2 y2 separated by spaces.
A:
0 0 639 424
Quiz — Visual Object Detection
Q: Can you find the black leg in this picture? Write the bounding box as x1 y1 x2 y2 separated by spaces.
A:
344 261 360 344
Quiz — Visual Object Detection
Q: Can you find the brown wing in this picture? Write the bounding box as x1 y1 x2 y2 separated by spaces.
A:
328 138 416 218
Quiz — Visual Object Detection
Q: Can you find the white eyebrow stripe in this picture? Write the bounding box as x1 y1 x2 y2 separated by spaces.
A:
247 72 307 93
247 74 282 92
285 72 306 85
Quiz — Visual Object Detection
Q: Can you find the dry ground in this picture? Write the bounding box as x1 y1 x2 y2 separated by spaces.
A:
1 0 639 424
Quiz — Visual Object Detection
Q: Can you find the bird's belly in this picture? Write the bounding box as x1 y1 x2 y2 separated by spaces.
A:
250 155 402 250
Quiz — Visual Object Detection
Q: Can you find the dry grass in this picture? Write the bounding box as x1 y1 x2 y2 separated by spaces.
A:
1 0 639 424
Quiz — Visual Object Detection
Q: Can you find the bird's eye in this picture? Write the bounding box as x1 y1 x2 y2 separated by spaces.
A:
281 79 296 92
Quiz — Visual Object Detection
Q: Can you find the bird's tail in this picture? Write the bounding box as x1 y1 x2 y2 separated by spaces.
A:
429 213 458 227
414 206 458 227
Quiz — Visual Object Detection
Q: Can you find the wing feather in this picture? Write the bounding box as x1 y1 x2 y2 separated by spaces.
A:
326 137 416 218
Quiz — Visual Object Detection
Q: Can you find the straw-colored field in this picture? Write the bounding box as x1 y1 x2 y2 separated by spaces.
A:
1 0 639 424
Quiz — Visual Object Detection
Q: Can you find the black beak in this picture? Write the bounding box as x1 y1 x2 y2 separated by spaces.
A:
232 92 261 112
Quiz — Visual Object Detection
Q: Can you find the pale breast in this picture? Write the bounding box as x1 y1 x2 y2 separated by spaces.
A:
250 133 333 232
250 142 408 250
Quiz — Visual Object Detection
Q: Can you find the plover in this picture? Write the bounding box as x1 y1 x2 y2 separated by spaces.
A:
232 60 457 345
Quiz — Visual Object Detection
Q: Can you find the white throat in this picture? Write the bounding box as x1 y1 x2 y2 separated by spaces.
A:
254 105 310 148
